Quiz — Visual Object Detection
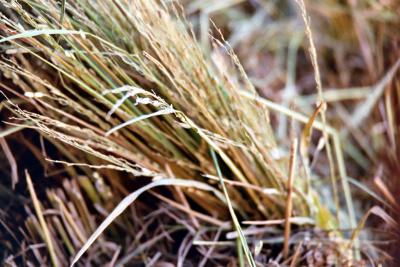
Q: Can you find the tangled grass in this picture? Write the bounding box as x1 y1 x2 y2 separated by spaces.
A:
0 0 399 266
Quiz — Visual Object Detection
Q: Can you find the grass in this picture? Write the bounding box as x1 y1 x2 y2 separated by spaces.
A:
0 0 399 266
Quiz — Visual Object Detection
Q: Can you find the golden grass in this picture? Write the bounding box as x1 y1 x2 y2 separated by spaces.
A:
1 0 399 266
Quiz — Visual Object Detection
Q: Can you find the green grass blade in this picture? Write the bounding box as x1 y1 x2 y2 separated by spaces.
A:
210 149 256 267
0 29 84 43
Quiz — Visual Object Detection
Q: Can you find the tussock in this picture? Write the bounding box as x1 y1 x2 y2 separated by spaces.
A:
0 0 399 266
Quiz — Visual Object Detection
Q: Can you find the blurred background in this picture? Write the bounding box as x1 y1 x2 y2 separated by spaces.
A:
1 0 399 265
183 0 400 209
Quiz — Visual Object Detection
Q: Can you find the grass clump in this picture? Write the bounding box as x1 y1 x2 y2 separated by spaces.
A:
0 0 398 266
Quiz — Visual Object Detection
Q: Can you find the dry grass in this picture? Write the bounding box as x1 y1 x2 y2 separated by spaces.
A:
0 0 399 266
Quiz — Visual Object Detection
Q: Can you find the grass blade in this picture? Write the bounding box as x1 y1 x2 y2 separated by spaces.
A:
0 29 84 44
283 138 298 259
26 171 59 267
210 149 256 267
70 178 224 266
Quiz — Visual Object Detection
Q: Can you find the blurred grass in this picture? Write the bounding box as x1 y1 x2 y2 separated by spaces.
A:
0 0 399 266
